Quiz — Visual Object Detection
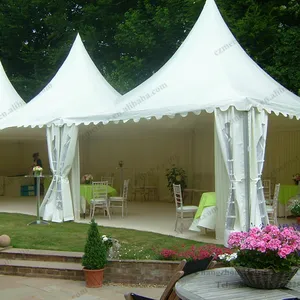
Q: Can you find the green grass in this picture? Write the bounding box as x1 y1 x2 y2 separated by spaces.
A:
0 213 206 260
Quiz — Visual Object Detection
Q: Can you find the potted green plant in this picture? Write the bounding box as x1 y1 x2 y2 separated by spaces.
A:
166 165 187 195
82 219 107 288
289 198 300 224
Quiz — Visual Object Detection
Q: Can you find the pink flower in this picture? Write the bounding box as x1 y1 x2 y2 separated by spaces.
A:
228 225 300 258
228 232 247 248
278 246 294 258
266 239 281 251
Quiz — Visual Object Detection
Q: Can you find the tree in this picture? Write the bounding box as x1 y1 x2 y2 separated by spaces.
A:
0 0 299 99
109 0 205 93
111 0 300 95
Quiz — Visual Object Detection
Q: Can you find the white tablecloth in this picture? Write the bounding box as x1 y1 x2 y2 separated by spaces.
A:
189 206 217 232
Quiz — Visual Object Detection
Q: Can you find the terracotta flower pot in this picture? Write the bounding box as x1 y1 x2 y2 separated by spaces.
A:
296 217 300 225
83 268 104 288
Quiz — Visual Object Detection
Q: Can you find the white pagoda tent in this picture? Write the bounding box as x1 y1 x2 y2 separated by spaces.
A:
58 0 300 243
0 0 299 243
0 34 120 223
0 61 25 121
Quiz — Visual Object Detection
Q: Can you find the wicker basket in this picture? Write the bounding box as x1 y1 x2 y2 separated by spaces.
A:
234 266 299 289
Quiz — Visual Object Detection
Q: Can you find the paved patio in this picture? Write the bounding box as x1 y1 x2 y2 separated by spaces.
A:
0 274 164 300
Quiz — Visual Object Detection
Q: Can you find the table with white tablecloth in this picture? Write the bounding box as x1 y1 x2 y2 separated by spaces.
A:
189 192 216 232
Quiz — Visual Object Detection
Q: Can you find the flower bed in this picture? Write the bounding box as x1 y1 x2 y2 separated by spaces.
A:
157 244 232 261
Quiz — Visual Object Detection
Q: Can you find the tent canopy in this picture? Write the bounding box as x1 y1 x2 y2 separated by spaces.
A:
59 0 300 127
0 0 299 130
0 61 25 120
0 34 120 130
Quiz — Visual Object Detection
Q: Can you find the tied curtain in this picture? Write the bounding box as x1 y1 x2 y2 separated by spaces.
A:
249 108 268 227
40 124 79 222
214 107 268 245
70 138 81 221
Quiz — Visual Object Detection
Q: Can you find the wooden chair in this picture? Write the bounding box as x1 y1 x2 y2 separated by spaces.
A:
124 258 218 300
124 260 186 300
263 179 272 203
90 181 111 219
101 176 114 187
124 271 184 300
144 174 159 201
109 179 130 217
173 184 198 233
132 172 147 201
266 183 280 225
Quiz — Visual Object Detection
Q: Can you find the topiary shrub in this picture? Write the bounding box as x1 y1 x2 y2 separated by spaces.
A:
82 218 107 270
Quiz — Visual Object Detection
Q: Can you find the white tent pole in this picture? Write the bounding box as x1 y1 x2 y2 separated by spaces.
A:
187 129 195 194
243 112 250 231
70 138 80 221
214 122 229 243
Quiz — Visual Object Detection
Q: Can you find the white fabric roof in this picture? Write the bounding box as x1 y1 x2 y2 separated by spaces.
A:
0 61 25 119
0 34 120 130
0 0 299 132
61 0 300 126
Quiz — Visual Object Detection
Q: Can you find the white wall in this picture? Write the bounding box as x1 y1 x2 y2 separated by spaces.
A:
77 127 216 201
80 132 188 200
0 140 49 176
263 129 300 187
0 116 298 202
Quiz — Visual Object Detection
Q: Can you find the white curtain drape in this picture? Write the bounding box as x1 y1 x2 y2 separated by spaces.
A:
215 107 268 245
215 107 246 245
70 139 81 221
40 124 78 222
214 123 230 242
249 109 269 226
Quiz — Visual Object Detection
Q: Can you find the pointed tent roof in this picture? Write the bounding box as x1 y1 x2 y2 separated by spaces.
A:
60 0 300 126
0 61 25 118
0 34 120 129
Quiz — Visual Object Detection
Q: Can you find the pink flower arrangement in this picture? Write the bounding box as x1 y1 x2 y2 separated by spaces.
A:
227 225 300 271
158 244 232 261
81 174 93 184
293 173 300 185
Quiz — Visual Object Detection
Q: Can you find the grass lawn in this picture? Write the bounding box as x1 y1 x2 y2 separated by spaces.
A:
0 213 210 260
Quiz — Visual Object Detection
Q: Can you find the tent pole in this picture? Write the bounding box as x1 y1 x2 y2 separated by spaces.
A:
243 112 250 231
187 129 195 203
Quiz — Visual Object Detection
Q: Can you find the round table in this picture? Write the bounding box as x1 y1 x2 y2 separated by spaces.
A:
175 267 300 300
80 184 118 218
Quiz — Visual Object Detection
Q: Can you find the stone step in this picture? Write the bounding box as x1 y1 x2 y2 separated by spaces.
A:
0 259 84 281
0 248 83 263
0 248 181 284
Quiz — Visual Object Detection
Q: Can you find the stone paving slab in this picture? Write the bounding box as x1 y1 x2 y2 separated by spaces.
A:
0 274 164 300
0 259 82 270
0 246 12 252
1 247 83 257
